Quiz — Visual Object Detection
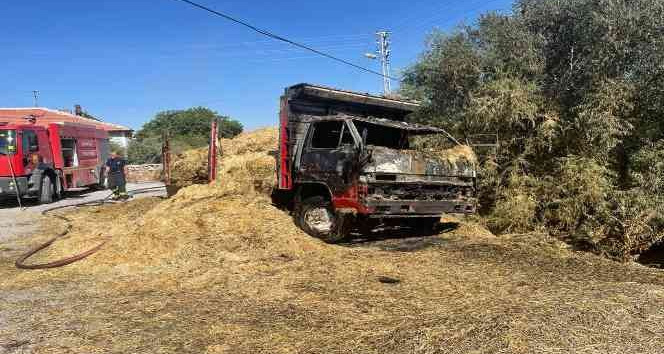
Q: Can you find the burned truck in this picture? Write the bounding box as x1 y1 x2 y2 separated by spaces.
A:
273 83 477 242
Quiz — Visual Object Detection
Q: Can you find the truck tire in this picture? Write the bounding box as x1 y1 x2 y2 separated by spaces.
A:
295 196 350 243
39 176 54 204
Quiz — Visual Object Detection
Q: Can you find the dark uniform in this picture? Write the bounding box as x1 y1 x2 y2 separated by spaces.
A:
105 156 128 199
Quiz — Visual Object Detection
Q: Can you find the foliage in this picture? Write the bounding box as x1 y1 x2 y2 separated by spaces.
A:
403 0 664 259
128 136 162 164
136 107 242 140
109 141 126 156
128 107 243 164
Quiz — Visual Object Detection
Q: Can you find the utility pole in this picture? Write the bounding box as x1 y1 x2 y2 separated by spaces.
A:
365 31 392 95
376 31 391 95
32 90 39 107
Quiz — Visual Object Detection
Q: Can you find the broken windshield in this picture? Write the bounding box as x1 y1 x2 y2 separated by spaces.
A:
0 130 17 155
352 120 409 149
351 119 456 150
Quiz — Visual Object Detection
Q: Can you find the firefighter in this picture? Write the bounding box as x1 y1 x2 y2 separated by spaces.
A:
105 150 129 200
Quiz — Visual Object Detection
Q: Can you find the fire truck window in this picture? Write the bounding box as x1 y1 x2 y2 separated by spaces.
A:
0 130 17 155
22 130 39 153
61 139 78 167
310 121 343 149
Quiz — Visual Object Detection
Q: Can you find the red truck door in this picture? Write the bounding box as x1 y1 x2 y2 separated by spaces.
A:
20 128 53 171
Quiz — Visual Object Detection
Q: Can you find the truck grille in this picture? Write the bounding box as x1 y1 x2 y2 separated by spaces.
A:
366 183 474 202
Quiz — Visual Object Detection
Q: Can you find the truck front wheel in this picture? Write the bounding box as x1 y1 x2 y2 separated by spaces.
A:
39 176 54 204
296 196 350 243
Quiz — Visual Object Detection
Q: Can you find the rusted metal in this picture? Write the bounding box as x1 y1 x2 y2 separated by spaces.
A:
275 84 478 241
208 118 218 183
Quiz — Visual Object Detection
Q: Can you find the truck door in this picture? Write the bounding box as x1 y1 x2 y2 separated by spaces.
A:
299 120 358 192
20 129 40 174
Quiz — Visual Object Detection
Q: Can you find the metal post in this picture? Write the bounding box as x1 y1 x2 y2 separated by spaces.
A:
161 131 171 186
208 118 218 183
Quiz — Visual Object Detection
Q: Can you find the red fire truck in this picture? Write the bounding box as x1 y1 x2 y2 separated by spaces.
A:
0 120 109 204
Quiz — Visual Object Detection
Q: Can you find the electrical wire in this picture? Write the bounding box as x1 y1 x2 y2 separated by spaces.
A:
169 0 399 81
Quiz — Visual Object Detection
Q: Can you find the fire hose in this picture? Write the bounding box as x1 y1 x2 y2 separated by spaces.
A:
14 185 166 270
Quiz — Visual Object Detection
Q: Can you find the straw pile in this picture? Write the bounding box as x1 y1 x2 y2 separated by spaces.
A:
432 144 477 165
169 127 278 193
170 148 210 188
1 128 663 353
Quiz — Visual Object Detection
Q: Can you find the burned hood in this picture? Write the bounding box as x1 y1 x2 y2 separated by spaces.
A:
363 145 477 178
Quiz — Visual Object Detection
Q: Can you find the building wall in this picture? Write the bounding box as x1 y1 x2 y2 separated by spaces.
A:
109 131 132 149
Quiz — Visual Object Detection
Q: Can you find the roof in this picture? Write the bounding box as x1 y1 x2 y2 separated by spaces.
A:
350 116 447 134
0 108 132 132
286 83 420 113
300 114 459 142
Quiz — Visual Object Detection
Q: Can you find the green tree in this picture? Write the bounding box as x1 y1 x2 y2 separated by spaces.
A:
128 107 242 164
402 0 664 259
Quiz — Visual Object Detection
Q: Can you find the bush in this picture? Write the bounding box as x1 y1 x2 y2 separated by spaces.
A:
402 0 664 262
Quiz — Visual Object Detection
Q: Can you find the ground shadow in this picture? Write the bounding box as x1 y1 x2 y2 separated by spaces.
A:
342 222 459 252
637 241 664 269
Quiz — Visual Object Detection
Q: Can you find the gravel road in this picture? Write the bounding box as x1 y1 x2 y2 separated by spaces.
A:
0 182 165 244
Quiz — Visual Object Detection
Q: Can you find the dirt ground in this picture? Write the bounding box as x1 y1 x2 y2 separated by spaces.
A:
0 190 662 354
0 182 165 244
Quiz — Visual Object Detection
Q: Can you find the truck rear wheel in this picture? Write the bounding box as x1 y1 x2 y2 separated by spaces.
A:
39 176 54 204
296 196 350 243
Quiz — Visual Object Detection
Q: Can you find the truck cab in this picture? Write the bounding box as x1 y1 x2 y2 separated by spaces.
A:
0 121 109 204
274 84 477 242
0 124 57 202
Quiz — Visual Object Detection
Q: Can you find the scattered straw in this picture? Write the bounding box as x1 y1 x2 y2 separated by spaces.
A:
0 128 662 353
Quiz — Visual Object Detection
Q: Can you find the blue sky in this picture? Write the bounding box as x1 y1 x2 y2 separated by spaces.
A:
1 0 512 131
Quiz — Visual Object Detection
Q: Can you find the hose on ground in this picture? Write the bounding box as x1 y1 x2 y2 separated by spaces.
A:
15 185 166 270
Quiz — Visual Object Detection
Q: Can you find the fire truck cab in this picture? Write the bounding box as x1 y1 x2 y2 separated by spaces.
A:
0 122 109 203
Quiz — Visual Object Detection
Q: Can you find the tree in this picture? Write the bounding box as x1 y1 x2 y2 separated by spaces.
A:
402 0 664 259
128 107 242 164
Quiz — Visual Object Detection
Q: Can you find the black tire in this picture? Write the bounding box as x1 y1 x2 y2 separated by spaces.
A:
39 176 54 204
295 196 351 243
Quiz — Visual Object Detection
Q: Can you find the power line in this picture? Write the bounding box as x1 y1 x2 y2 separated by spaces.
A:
397 0 504 35
170 0 399 81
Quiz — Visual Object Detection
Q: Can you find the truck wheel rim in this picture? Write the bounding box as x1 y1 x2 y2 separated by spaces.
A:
304 207 333 233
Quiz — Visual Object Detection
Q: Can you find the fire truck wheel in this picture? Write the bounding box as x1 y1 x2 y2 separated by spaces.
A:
296 196 350 243
39 176 54 204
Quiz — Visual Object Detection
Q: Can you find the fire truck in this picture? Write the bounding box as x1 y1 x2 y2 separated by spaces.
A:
0 119 109 204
